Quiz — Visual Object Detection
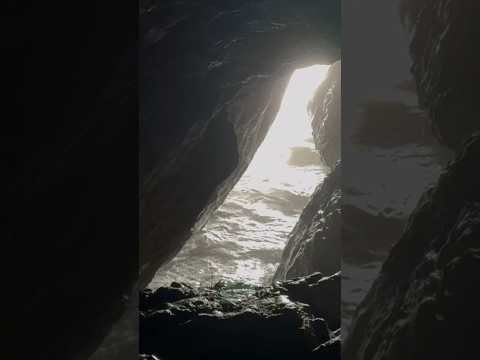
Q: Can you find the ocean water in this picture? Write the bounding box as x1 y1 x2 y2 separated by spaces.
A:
151 152 327 288
150 65 330 288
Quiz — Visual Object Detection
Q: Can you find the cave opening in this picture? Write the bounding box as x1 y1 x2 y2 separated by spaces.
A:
151 65 330 288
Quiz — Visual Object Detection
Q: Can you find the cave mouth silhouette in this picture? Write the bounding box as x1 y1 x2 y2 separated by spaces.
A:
151 65 331 288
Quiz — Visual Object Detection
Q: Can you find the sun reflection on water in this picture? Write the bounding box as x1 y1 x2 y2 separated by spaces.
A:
151 65 330 288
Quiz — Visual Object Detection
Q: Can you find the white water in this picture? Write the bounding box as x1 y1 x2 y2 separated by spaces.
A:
150 65 330 288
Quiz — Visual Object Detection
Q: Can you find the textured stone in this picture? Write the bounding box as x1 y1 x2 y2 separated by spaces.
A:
400 0 480 148
344 133 480 360
274 165 341 280
141 273 340 359
310 60 341 169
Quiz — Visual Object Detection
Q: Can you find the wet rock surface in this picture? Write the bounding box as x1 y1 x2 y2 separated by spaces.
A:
400 0 480 149
313 329 341 359
344 133 480 360
140 273 340 359
274 164 341 281
140 355 162 360
310 61 341 169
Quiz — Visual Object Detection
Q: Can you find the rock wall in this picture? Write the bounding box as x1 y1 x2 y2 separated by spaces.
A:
274 164 341 281
310 61 341 169
344 133 480 359
140 0 341 287
400 0 480 149
274 61 341 281
344 1 480 358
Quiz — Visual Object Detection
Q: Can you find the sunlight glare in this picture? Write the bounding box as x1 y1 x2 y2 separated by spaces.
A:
245 65 330 179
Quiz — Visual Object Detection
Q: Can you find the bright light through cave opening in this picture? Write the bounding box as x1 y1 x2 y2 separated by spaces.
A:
151 65 330 288
246 65 330 180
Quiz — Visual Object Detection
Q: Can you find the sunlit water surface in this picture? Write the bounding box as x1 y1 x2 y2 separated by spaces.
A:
151 65 330 288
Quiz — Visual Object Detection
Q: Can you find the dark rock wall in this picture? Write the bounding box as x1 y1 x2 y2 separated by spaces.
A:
344 1 480 358
274 164 341 280
274 61 341 281
310 61 341 169
400 0 480 149
140 0 341 286
344 133 480 359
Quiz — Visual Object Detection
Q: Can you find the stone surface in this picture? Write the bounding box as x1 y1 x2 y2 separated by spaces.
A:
344 133 480 359
274 164 341 280
281 272 341 329
140 355 162 360
313 334 341 359
400 0 480 149
140 273 340 359
310 60 341 169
